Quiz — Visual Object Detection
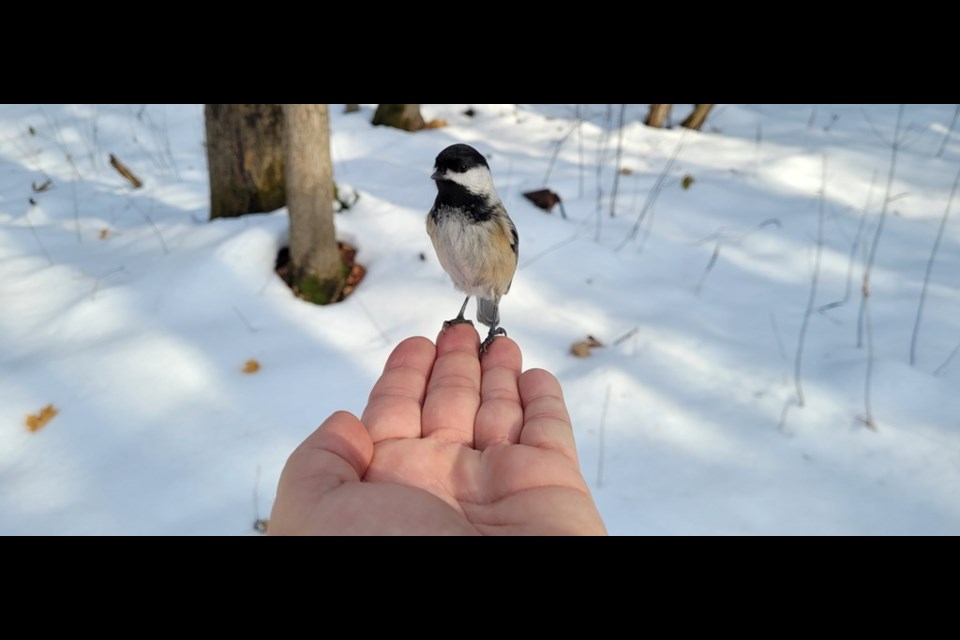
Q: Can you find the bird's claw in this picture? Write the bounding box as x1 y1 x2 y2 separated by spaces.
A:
480 327 507 354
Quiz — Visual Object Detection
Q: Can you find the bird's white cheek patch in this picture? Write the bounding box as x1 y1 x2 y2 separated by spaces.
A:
448 166 496 196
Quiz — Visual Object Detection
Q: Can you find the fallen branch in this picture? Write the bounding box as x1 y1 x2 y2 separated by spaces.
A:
910 166 960 365
109 153 143 188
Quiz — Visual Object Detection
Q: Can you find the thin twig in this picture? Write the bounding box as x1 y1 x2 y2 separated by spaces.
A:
859 105 904 429
576 104 585 199
934 340 960 376
818 170 878 314
542 120 580 186
519 234 580 270
936 105 959 158
770 312 788 360
596 384 611 488
616 132 687 253
232 306 259 333
860 108 893 147
861 291 878 430
352 291 391 345
858 105 903 349
128 199 169 255
594 104 612 242
71 179 81 244
611 327 639 346
794 155 828 408
24 209 54 266
91 266 126 300
910 167 960 365
609 104 627 217
777 398 797 434
695 242 721 294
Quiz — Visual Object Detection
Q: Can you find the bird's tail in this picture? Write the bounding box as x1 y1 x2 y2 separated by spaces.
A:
476 297 500 328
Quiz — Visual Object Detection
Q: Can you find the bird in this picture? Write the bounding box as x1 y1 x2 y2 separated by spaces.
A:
426 143 518 354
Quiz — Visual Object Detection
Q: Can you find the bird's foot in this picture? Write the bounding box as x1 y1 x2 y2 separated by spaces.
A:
480 327 507 354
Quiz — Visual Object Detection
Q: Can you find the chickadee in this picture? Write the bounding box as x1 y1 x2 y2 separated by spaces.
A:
426 143 518 353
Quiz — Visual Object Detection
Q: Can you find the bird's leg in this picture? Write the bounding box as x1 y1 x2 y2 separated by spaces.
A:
443 296 474 330
480 324 507 354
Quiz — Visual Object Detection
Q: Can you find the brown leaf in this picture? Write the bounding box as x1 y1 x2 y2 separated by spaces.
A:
570 335 604 357
424 119 448 129
26 404 59 432
243 359 261 374
523 188 562 213
99 228 110 240
618 167 634 176
32 179 52 193
682 174 695 190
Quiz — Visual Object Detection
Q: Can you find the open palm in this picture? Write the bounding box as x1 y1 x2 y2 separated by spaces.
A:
269 324 606 535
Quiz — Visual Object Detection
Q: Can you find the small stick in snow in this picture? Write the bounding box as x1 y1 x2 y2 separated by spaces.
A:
936 105 959 158
609 104 627 217
611 326 639 346
933 340 960 376
91 266 126 301
232 306 259 333
597 384 611 488
109 153 143 188
910 167 960 366
794 155 828 408
860 105 906 430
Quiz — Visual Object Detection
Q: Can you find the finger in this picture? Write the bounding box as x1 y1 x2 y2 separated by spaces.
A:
517 369 580 464
269 410 374 534
474 334 524 450
361 336 436 443
421 322 482 445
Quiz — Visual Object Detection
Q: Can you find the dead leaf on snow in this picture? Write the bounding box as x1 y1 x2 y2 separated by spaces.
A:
570 335 604 358
243 359 261 374
26 404 59 432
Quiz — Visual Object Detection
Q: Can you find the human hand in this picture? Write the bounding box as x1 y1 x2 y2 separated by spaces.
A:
268 323 607 535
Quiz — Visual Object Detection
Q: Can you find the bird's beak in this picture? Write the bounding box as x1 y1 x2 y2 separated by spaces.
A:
431 169 443 181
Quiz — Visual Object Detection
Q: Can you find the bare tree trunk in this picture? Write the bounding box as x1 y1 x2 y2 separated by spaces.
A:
372 104 426 131
204 104 285 219
283 104 344 304
681 104 715 130
645 104 672 128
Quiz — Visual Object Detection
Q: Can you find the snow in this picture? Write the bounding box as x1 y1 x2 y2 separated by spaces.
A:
1 103 959 535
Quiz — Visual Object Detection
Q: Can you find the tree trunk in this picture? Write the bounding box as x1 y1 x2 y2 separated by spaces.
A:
205 104 286 219
372 104 426 131
645 104 672 128
681 104 715 131
283 104 344 304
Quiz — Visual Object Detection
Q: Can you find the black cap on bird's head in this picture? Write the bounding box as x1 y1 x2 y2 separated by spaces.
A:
431 143 490 181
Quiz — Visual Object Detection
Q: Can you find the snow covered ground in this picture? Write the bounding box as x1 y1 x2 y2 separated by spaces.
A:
1 103 958 535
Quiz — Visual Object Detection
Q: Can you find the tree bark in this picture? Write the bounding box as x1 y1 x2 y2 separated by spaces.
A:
205 104 286 219
645 104 672 128
372 104 426 131
283 104 344 304
681 104 715 131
